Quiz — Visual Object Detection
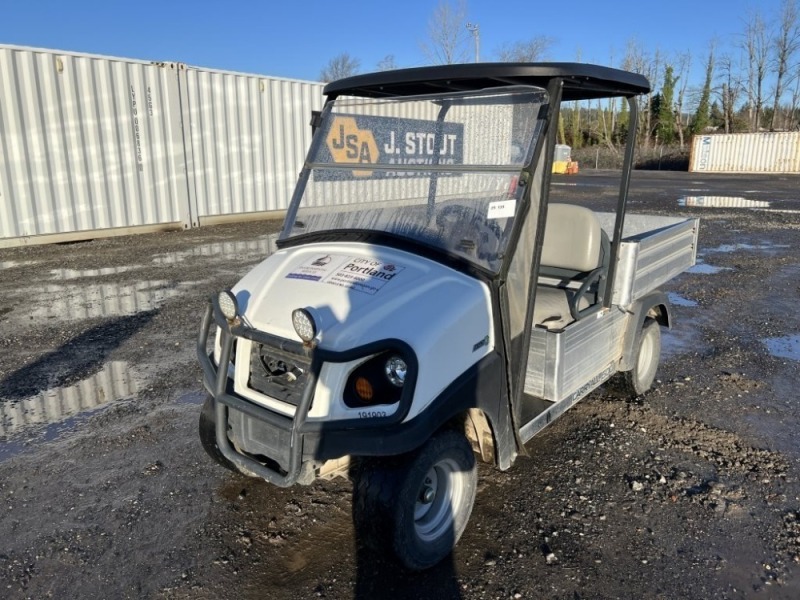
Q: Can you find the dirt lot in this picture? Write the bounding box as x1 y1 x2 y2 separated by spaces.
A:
1 170 799 599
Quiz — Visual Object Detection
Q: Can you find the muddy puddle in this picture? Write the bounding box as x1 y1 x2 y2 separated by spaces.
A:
48 265 144 281
152 234 279 266
687 261 732 275
175 390 206 405
10 279 201 323
662 320 710 360
678 196 771 208
667 292 698 307
702 242 790 254
762 334 800 361
0 260 39 269
0 361 139 461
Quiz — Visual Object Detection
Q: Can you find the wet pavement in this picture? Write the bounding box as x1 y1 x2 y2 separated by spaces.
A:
0 170 799 599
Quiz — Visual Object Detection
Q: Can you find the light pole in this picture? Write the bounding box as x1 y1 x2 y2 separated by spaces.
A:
466 22 480 63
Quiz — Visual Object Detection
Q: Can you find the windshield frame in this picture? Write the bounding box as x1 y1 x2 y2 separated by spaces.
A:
278 86 552 280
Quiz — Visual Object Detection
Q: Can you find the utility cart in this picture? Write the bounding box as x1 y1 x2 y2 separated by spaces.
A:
196 63 699 570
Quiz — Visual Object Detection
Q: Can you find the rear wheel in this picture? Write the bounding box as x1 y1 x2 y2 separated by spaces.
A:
354 429 477 570
199 394 238 472
618 317 661 398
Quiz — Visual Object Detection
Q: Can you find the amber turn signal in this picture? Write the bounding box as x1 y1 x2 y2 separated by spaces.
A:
354 376 374 402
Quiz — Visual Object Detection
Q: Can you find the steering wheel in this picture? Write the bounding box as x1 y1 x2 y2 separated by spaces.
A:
434 203 503 261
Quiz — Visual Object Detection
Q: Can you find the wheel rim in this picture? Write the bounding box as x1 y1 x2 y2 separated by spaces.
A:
637 328 655 378
414 458 465 542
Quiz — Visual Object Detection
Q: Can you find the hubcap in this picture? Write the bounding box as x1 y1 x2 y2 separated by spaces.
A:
413 458 465 542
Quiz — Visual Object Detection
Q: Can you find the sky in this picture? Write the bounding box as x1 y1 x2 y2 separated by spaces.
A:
0 0 788 89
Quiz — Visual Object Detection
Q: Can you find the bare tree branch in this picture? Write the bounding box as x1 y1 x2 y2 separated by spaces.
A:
319 53 361 83
420 0 470 65
742 10 770 131
376 55 398 71
771 0 800 129
495 36 555 62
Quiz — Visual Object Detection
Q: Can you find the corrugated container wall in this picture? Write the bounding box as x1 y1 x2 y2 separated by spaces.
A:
0 44 325 247
0 45 191 243
690 132 800 173
182 67 323 221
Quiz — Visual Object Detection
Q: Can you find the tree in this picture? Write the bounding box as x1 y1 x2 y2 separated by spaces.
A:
319 53 360 83
742 10 770 131
770 0 800 130
790 72 800 129
691 48 714 135
674 52 692 148
717 53 744 133
495 36 554 62
420 0 470 64
709 101 725 129
377 55 398 71
657 65 677 144
621 39 661 148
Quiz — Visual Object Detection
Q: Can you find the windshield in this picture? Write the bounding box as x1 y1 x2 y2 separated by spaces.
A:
281 86 549 273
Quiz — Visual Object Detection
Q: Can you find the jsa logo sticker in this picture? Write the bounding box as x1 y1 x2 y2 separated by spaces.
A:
326 117 378 177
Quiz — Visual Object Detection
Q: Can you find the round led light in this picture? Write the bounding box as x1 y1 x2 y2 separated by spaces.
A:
385 356 407 387
291 308 317 343
218 290 238 321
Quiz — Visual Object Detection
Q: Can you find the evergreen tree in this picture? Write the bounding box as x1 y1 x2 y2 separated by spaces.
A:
691 51 714 135
656 66 677 144
709 101 725 129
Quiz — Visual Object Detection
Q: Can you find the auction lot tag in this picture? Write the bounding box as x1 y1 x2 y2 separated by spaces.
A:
487 199 516 219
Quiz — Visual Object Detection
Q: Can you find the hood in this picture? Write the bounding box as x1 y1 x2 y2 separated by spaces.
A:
232 241 492 353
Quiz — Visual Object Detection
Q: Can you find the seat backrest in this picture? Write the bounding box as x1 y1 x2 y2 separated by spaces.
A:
540 203 603 273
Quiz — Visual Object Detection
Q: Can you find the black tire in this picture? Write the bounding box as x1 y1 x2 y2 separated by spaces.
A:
199 394 238 473
618 317 661 398
353 429 477 571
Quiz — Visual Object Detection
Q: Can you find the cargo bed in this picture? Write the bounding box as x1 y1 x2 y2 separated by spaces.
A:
522 213 698 413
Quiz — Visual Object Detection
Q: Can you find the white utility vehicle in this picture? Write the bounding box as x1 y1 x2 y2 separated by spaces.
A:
197 64 699 570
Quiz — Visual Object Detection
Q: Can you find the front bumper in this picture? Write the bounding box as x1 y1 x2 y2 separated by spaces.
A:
196 297 419 486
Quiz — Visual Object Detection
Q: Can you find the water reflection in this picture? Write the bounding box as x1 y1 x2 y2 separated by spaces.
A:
762 334 800 361
0 260 38 269
667 292 698 307
661 322 709 360
687 262 732 275
0 361 137 439
153 234 279 265
703 242 790 254
16 280 197 322
678 196 770 208
49 265 143 280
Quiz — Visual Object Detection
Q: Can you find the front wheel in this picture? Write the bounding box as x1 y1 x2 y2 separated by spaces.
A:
618 317 661 398
354 429 477 571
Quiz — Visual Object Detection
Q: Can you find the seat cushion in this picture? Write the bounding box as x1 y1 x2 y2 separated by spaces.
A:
533 286 591 330
540 204 603 273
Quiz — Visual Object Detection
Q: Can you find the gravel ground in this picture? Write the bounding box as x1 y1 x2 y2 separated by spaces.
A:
0 170 798 599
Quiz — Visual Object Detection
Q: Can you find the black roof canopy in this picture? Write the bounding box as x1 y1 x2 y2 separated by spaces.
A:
323 62 650 102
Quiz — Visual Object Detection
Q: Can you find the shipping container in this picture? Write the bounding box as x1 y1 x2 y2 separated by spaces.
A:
689 132 800 173
0 45 191 247
0 44 325 248
180 66 323 222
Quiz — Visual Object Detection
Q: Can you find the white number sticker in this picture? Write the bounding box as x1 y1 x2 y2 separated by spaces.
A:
487 199 517 220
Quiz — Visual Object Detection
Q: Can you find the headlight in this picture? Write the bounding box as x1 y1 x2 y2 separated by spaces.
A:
344 352 410 408
218 290 238 321
291 308 317 343
385 356 407 387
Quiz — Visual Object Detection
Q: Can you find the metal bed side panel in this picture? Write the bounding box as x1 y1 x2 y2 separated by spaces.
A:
524 309 627 403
